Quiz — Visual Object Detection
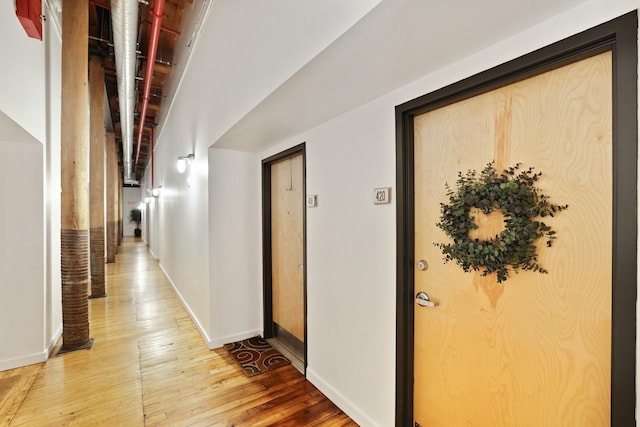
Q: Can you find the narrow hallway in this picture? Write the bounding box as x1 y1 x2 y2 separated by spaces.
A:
5 238 355 426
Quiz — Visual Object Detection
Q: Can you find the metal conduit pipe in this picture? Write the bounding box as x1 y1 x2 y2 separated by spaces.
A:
134 0 165 168
110 0 138 182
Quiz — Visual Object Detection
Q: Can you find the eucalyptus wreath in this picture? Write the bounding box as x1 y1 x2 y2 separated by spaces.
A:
435 162 568 283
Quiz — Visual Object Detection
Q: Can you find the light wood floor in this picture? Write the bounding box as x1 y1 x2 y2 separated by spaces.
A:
3 238 356 426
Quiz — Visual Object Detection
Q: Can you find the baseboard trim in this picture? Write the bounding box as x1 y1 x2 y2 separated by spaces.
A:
47 324 62 356
0 350 47 372
158 262 213 347
209 329 262 350
306 368 379 427
0 324 61 372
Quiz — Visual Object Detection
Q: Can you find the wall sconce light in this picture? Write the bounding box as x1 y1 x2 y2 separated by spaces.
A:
151 186 161 197
176 153 194 173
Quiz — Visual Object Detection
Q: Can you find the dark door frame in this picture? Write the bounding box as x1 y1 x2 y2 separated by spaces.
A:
262 143 307 371
395 12 637 426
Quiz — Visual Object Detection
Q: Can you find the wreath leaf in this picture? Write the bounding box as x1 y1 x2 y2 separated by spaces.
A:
434 162 568 283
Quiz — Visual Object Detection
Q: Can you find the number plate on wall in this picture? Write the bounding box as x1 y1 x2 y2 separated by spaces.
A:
374 187 391 204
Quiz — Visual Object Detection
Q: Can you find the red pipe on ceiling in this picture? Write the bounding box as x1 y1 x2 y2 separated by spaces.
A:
135 0 165 168
145 20 181 36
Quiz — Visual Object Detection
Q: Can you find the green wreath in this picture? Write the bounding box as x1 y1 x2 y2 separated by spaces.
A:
435 162 568 283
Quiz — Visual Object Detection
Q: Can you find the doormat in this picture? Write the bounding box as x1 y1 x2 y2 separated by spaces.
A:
224 336 290 377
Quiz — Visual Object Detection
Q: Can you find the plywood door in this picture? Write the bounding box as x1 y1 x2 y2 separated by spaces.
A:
413 52 612 426
271 154 305 341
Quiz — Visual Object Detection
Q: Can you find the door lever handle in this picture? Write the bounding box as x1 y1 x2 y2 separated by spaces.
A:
416 291 438 307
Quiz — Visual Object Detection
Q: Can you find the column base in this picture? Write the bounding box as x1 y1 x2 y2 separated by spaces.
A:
57 338 94 355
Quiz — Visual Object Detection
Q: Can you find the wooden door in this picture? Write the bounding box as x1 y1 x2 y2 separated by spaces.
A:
413 52 612 426
271 153 305 348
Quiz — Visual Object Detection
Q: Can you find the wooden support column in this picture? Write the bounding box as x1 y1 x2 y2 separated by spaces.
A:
60 0 92 352
89 55 106 298
106 132 117 263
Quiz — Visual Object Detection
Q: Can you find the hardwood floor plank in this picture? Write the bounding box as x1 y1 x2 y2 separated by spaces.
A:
3 238 356 426
0 364 42 425
274 398 348 427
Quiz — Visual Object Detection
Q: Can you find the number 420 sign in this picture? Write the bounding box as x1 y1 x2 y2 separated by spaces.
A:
373 187 391 205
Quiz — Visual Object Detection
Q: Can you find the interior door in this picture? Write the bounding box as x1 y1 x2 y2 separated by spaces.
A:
413 52 612 426
270 153 305 357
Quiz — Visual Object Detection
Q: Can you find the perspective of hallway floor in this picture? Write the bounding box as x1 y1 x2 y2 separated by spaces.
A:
2 238 356 426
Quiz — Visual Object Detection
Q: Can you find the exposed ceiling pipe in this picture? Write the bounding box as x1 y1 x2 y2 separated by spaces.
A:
144 20 181 36
110 0 138 183
134 0 165 169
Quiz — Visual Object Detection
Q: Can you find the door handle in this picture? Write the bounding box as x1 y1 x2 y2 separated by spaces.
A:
416 291 438 307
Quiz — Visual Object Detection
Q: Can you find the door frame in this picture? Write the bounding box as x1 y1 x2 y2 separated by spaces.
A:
262 143 307 371
395 12 637 426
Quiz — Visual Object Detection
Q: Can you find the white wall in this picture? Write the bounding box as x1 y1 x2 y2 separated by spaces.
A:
140 163 159 258
145 0 391 371
0 0 61 371
149 118 212 343
256 101 397 426
245 2 640 425
0 138 45 371
44 1 63 354
208 148 262 347
141 0 639 425
0 4 46 143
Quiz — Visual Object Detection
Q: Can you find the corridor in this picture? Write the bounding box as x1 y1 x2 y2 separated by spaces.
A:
2 238 355 426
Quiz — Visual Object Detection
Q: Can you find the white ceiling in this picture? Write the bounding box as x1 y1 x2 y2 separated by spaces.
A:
209 0 588 151
158 0 383 150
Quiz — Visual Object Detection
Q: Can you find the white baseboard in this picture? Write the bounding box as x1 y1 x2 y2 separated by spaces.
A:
157 264 263 351
158 262 212 346
306 368 379 427
208 329 262 350
47 324 62 356
0 350 47 372
0 325 62 372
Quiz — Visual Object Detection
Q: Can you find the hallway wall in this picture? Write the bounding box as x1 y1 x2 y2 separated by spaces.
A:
43 0 63 365
0 1 62 371
143 0 639 425
0 138 44 371
0 5 46 143
250 1 640 425
141 122 212 343
208 148 262 346
144 1 385 348
258 102 397 426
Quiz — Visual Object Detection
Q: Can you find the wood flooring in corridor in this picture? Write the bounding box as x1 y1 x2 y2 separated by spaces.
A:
3 238 356 426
